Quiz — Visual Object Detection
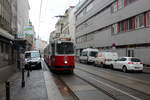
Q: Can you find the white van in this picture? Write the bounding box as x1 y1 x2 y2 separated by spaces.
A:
94 52 118 68
79 48 99 64
25 51 42 69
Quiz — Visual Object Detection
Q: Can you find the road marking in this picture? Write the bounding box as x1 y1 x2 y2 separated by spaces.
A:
89 76 141 100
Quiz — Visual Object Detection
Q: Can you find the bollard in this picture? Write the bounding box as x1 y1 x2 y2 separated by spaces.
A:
27 65 30 77
21 68 25 88
30 65 32 72
5 81 10 100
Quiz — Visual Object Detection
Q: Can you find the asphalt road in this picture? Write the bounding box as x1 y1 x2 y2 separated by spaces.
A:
76 63 150 83
74 63 150 100
43 60 150 100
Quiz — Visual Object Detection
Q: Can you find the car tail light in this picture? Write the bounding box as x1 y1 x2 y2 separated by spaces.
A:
140 62 143 64
128 62 134 64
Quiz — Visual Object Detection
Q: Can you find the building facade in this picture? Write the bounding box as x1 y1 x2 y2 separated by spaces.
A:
23 21 36 50
54 7 76 42
75 0 150 65
17 0 30 38
0 0 17 83
0 0 30 83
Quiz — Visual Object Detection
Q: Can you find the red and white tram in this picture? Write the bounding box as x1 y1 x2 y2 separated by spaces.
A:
44 40 75 73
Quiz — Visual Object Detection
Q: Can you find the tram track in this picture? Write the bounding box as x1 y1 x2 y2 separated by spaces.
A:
55 75 80 100
73 73 118 100
75 67 150 100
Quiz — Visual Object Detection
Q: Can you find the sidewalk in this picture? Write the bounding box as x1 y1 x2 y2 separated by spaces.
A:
0 70 48 100
0 59 64 100
143 67 150 74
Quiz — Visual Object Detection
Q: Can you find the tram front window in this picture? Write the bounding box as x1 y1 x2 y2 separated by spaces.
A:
56 42 74 54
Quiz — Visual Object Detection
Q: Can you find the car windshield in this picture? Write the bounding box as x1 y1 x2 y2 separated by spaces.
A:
25 52 40 58
131 58 141 62
90 51 98 57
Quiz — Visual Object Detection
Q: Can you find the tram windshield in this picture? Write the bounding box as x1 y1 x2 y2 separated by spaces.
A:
56 42 74 54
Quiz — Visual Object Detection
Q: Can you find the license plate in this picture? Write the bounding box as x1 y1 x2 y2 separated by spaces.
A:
135 67 139 69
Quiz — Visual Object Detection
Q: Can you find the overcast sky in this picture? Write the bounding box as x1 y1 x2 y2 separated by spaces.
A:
29 0 79 42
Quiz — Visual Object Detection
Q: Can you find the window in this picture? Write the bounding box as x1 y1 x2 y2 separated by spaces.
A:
131 58 141 62
126 0 137 6
118 0 124 9
111 0 138 13
135 14 144 28
119 21 125 32
82 51 88 56
56 42 74 54
89 51 98 57
127 50 134 57
86 2 93 12
128 18 134 30
111 2 118 13
147 11 150 26
119 58 127 61
139 14 144 27
112 24 118 34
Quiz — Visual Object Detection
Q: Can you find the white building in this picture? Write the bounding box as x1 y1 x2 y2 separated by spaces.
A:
54 7 76 42
35 37 48 54
75 0 150 65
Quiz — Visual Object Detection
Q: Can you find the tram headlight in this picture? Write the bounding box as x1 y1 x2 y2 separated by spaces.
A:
64 61 68 64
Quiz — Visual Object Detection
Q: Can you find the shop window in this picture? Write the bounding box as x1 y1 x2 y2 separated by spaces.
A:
127 50 134 57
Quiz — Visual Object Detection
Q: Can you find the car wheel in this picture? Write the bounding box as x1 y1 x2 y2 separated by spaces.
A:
79 60 82 63
110 64 114 70
38 63 42 69
100 63 104 68
94 61 97 66
122 66 127 73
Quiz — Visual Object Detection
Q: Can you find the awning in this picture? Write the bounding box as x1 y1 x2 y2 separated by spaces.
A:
0 28 14 40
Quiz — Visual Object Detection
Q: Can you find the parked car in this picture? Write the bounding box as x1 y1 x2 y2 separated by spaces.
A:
94 52 118 68
79 48 99 64
112 57 143 72
25 51 42 70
